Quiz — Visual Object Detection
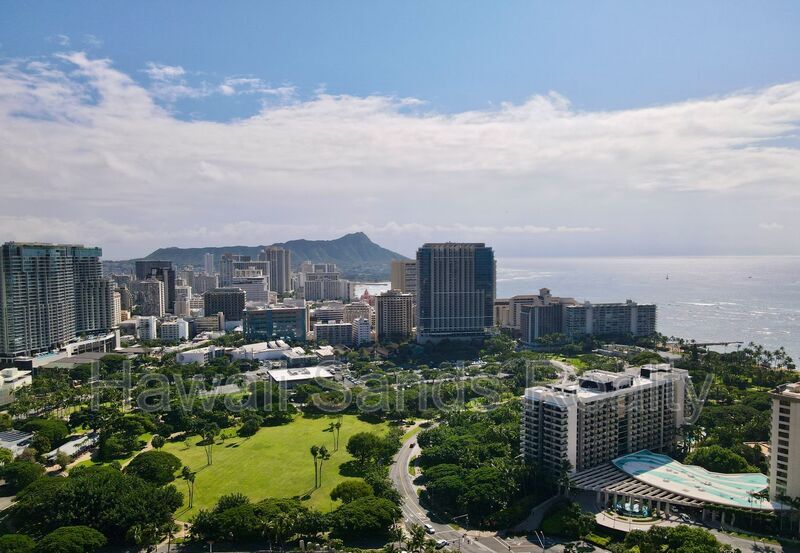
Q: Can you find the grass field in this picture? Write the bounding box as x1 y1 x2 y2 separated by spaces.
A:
162 414 389 519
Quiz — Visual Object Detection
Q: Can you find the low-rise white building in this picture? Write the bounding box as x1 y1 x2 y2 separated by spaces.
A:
160 318 189 342
230 340 292 361
175 344 226 366
0 367 33 405
267 366 335 388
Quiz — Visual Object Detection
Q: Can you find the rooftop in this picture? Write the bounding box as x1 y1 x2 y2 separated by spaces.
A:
267 366 334 382
613 450 781 511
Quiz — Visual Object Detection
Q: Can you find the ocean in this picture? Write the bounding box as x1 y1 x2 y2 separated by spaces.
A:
356 256 800 362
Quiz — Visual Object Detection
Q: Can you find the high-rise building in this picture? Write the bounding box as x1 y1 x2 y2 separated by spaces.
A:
193 274 219 296
260 246 292 294
343 301 373 326
204 252 214 275
219 254 269 288
390 260 417 297
243 303 308 342
130 279 166 317
769 382 800 501
296 262 352 301
0 242 116 361
137 316 158 341
203 288 246 322
563 300 656 339
416 243 495 343
135 260 176 313
522 364 689 474
352 317 371 347
375 289 414 343
233 269 270 303
517 289 578 344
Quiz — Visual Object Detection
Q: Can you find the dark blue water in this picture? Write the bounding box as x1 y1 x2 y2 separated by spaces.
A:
497 256 800 362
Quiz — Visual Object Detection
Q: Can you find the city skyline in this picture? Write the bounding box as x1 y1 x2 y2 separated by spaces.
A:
1 2 799 259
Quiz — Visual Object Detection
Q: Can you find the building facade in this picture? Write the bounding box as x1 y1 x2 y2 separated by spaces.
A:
352 317 372 346
203 288 246 322
243 303 308 342
390 259 417 296
219 254 270 288
522 364 689 474
137 316 158 341
160 318 189 342
135 260 176 313
260 246 292 294
314 321 353 346
0 242 116 361
375 290 414 343
130 279 166 317
416 243 495 343
769 382 800 501
343 301 374 327
204 253 214 275
563 300 657 339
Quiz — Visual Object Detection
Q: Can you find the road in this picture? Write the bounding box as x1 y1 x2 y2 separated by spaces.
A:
389 427 590 553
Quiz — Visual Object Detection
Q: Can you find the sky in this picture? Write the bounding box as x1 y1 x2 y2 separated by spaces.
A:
1 1 799 260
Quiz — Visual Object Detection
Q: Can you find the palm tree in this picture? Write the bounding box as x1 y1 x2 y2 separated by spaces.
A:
181 466 196 508
334 418 343 451
310 445 320 488
318 445 331 487
407 524 427 553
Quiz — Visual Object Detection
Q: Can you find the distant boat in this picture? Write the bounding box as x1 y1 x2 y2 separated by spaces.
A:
666 274 669 280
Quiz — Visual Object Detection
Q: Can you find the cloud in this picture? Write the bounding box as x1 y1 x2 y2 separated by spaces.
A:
47 34 71 47
759 222 785 230
0 52 799 258
83 34 104 49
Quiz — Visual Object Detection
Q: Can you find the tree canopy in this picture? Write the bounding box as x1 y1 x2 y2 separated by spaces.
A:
10 466 182 544
124 450 183 485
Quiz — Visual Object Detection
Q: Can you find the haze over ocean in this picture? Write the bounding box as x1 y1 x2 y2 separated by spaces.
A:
497 256 800 362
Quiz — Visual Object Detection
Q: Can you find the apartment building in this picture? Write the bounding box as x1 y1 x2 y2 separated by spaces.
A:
219 254 270 288
314 321 353 346
769 382 800 501
352 317 372 346
375 289 414 343
416 242 495 343
564 300 656 339
390 259 417 296
135 260 176 313
160 318 189 342
0 242 116 361
522 364 689 474
260 246 292 294
130 279 166 317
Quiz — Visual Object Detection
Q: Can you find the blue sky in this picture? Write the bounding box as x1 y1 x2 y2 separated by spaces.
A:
4 1 799 118
0 1 799 258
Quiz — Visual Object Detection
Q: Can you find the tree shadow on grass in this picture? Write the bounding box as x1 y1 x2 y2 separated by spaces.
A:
338 460 364 477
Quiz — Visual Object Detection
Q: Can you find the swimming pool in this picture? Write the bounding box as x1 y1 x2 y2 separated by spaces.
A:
613 450 780 510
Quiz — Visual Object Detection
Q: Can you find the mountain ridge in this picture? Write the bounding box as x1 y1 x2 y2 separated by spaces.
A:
103 232 409 280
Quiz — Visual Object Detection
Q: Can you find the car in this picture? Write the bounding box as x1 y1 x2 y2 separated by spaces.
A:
435 539 448 549
409 443 415 448
424 524 436 534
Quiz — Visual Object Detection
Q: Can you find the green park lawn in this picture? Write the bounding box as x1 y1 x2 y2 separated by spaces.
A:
163 414 389 519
